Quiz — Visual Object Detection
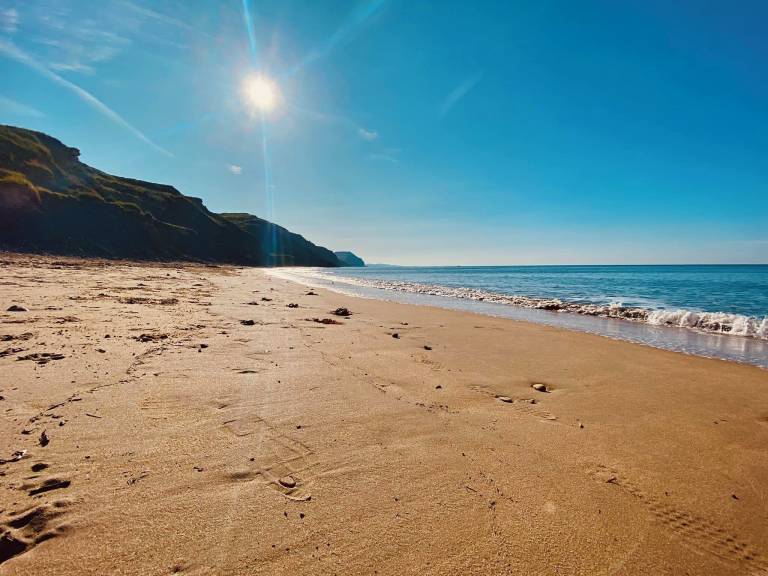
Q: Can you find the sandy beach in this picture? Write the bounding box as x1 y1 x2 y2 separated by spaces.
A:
1 253 767 575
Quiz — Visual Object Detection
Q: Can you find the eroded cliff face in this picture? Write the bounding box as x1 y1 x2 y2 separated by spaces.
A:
0 125 343 267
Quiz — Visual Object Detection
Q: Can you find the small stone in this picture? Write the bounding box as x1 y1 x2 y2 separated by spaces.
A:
240 319 255 326
496 396 513 403
278 476 297 489
531 383 549 393
435 385 442 390
392 333 400 339
6 305 28 312
424 345 432 350
331 307 350 316
39 430 49 447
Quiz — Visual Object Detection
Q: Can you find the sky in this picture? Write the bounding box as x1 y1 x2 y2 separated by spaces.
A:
1 0 766 265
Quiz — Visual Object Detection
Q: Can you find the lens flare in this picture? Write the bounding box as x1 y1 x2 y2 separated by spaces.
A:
242 74 278 113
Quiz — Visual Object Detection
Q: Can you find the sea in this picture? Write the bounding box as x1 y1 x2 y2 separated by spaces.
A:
269 264 768 369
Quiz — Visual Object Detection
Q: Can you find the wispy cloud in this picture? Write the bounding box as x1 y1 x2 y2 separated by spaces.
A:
440 71 483 117
369 147 400 163
358 127 379 141
1 8 18 34
287 0 388 76
227 164 243 175
0 39 171 156
290 104 379 142
0 95 44 118
119 1 194 33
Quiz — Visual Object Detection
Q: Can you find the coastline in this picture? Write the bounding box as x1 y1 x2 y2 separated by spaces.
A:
2 255 768 575
268 267 768 369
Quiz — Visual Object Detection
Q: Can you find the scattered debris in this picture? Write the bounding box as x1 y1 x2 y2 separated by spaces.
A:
278 476 297 489
29 478 70 495
240 319 256 326
39 430 50 447
1 332 33 341
0 347 25 358
17 352 65 365
308 318 342 325
0 449 26 465
6 305 28 312
120 297 178 305
134 333 168 343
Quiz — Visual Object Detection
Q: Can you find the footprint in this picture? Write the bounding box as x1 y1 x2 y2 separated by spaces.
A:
0 500 72 565
589 465 768 573
471 385 557 421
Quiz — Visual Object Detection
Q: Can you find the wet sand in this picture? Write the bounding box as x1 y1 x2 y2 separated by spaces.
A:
1 254 767 575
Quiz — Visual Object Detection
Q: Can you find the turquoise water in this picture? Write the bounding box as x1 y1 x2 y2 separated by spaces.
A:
326 265 768 320
271 265 768 368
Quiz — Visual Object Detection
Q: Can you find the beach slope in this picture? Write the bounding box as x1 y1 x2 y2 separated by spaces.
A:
1 254 767 575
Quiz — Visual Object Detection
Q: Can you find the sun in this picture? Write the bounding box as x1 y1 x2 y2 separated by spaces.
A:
242 74 278 113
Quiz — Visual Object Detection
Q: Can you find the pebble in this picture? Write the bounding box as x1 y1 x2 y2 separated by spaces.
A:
531 383 549 393
6 305 28 312
278 476 297 489
496 396 513 403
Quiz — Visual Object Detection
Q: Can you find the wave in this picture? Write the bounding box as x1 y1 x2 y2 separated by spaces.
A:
282 271 768 340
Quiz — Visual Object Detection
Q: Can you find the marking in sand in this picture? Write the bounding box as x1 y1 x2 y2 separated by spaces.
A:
589 465 768 574
470 385 557 421
0 500 73 565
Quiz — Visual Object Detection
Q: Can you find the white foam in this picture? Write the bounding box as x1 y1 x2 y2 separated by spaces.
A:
269 268 768 341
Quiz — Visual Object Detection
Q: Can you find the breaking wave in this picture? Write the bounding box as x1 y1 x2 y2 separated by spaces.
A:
292 272 768 340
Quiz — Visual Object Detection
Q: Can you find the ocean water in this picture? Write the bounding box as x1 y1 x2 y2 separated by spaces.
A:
269 265 768 368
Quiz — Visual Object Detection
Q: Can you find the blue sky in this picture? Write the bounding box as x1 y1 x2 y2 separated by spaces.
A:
1 0 766 265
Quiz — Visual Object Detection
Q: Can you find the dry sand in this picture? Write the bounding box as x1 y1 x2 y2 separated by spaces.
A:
1 254 767 575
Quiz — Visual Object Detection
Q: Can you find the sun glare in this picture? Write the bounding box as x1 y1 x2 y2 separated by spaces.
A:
243 74 279 113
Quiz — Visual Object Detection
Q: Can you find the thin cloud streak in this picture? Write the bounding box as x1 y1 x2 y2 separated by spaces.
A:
119 1 193 32
0 39 171 156
289 103 377 140
440 71 483 117
358 127 378 141
0 95 44 118
1 8 18 34
286 0 388 77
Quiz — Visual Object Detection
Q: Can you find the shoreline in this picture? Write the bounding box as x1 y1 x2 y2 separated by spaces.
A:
2 255 768 575
268 267 768 369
